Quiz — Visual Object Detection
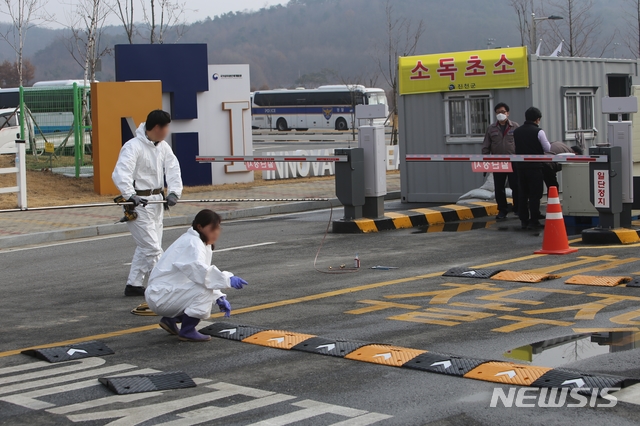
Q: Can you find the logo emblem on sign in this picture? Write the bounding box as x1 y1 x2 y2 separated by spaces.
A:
212 73 219 81
322 108 333 120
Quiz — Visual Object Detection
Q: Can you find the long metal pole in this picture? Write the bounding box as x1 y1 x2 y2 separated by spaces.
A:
0 198 333 214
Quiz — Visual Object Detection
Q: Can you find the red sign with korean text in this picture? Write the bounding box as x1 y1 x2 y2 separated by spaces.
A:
471 162 513 173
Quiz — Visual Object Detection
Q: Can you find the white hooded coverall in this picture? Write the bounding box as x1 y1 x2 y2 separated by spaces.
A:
146 228 233 319
112 123 183 288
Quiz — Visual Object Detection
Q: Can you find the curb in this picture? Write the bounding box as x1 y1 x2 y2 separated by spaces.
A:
332 201 499 234
582 227 640 245
201 321 639 395
0 192 401 249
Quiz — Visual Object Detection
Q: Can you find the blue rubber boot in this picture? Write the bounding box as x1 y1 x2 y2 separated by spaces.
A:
178 315 211 342
159 317 180 336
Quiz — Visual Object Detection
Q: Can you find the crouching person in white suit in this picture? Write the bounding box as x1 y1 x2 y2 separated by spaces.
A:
146 210 248 342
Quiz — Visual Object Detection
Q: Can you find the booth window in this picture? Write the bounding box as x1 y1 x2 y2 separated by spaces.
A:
444 92 492 143
563 88 596 140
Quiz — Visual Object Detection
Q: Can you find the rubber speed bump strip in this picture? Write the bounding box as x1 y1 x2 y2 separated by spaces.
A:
99 371 196 395
344 344 426 367
291 337 369 357
443 267 504 279
243 330 317 349
206 322 638 393
463 362 552 386
199 322 265 341
627 279 640 288
491 271 560 283
22 341 114 363
402 352 487 377
530 369 636 396
565 275 633 287
332 202 500 234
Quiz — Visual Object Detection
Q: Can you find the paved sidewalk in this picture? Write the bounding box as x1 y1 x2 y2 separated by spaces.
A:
0 175 400 248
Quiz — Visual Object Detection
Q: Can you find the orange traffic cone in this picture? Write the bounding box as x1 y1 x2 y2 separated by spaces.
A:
535 186 578 255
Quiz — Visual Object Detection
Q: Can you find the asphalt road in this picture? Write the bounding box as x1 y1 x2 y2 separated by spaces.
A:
1 208 640 425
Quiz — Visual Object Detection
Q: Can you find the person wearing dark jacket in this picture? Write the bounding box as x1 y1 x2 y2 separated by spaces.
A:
482 103 519 219
513 107 551 230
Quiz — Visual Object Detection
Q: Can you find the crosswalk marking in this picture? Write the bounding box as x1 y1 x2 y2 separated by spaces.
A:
0 358 392 425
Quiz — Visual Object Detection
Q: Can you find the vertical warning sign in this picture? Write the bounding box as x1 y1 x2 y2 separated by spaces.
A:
594 170 610 209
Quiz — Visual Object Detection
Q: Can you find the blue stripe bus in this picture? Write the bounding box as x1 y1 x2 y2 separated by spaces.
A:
251 85 388 131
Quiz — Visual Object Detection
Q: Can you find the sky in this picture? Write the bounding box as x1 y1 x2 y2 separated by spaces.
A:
43 0 289 28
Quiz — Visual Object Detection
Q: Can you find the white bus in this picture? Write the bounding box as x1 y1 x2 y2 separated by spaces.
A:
251 85 388 131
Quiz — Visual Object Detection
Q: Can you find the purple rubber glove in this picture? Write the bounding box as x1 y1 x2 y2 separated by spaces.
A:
216 296 232 317
230 276 248 289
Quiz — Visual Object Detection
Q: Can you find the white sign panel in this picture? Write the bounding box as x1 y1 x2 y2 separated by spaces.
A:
594 170 610 209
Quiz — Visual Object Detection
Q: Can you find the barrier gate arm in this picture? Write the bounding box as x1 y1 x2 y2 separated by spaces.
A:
404 154 608 163
196 155 349 163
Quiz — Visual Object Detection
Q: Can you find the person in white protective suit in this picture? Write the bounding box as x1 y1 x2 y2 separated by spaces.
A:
146 210 249 342
112 110 183 297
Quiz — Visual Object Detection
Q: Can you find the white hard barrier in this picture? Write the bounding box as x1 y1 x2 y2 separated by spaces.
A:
405 154 608 163
0 141 27 209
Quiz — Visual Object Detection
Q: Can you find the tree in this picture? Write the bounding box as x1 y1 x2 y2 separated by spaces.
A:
0 0 50 86
624 0 640 58
67 0 112 84
374 0 424 145
113 0 135 44
509 0 537 49
545 0 613 57
140 0 187 44
0 59 34 87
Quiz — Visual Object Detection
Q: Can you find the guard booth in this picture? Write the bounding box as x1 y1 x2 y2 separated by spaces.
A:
398 47 640 203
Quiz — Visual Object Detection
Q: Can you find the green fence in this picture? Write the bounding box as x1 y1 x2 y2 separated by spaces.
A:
19 84 92 178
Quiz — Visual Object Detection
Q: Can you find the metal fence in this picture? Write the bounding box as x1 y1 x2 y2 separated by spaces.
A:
19 84 91 178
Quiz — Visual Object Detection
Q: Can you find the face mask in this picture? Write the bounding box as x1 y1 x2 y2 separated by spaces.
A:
496 113 507 122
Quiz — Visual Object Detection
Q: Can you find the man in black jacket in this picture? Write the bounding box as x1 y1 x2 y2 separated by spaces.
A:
513 107 551 230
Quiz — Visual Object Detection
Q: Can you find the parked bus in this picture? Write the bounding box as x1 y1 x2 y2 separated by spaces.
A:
251 85 388 131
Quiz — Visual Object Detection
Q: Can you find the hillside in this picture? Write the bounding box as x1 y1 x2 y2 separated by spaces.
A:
0 0 627 90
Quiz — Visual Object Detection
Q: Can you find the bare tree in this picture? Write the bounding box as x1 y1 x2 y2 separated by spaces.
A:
510 0 533 48
624 0 640 58
0 0 50 87
67 0 112 84
113 0 135 43
545 0 613 57
374 0 424 145
140 0 187 44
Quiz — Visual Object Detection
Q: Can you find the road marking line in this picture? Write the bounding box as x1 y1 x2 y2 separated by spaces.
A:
248 399 367 426
0 253 556 359
524 255 616 274
215 242 277 252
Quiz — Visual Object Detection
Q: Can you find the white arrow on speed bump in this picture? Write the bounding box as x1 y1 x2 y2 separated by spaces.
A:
317 344 336 352
562 378 586 387
268 337 285 344
67 349 88 356
495 370 516 379
219 328 237 336
373 353 392 361
431 360 452 370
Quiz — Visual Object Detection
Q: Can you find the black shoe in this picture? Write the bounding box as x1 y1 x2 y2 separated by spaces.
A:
520 221 528 230
124 285 146 297
496 211 508 220
527 222 544 230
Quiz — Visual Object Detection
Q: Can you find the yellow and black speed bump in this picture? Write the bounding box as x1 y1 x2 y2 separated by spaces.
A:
207 322 639 394
332 202 499 234
402 352 487 377
443 267 504 279
199 322 265 341
530 369 636 395
291 337 369 357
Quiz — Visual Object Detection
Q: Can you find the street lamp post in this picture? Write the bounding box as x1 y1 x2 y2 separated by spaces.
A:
531 13 563 54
